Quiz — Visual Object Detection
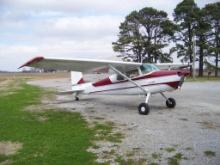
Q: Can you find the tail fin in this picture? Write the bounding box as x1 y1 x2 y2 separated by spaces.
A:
71 71 85 85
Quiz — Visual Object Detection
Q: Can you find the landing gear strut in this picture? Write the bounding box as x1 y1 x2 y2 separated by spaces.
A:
109 64 151 115
160 93 176 108
74 93 79 101
138 93 151 115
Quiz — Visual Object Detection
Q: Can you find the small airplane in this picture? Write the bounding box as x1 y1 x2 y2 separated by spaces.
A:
19 56 190 115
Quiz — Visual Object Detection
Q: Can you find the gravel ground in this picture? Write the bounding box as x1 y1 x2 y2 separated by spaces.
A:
29 76 220 165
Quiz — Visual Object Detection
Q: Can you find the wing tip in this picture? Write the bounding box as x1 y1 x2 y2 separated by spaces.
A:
18 56 44 69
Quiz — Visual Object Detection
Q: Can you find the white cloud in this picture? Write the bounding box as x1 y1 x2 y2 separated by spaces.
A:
0 14 122 71
36 15 122 39
0 38 117 71
0 45 39 71
0 45 38 55
1 0 219 71
38 39 115 56
1 0 145 14
3 0 218 17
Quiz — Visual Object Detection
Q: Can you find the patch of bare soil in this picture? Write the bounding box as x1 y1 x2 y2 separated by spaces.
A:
0 160 13 165
197 121 220 129
37 116 48 122
0 141 22 156
24 90 57 113
0 80 23 97
24 104 51 113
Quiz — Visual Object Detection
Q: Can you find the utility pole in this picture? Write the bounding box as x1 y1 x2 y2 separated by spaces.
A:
192 32 196 80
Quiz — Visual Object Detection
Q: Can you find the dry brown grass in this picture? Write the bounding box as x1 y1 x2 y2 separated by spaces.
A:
0 72 69 81
0 79 26 97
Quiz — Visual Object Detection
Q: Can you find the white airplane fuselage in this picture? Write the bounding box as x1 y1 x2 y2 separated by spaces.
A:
72 70 188 96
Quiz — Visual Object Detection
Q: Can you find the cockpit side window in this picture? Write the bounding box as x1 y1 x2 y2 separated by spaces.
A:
126 69 139 78
116 68 139 81
140 64 159 74
117 74 124 80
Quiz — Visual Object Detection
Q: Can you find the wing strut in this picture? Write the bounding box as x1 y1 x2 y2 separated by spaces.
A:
109 65 148 95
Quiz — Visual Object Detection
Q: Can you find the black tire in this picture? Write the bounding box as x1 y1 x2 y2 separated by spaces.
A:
138 103 150 115
75 96 79 101
166 98 176 108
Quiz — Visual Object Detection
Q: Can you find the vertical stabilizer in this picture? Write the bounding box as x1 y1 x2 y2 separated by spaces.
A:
71 71 85 85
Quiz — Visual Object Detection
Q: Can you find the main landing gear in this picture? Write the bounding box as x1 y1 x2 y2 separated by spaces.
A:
138 93 151 115
106 65 177 115
138 92 176 115
166 98 176 108
160 93 176 108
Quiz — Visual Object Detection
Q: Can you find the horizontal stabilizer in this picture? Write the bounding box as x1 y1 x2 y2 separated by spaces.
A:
57 89 84 95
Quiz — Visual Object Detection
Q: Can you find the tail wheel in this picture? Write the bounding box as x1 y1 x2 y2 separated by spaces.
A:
75 96 79 101
138 103 150 115
166 98 176 108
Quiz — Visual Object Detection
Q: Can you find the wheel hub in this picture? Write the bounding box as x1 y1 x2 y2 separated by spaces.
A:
141 106 146 112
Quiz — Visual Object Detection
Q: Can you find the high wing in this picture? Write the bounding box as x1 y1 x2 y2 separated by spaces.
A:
19 56 142 73
155 63 191 70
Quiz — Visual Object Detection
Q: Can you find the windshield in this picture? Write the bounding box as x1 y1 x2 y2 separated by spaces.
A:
140 64 159 74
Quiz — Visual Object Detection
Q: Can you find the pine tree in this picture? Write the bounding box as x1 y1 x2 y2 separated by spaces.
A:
195 8 211 77
204 2 220 77
113 7 176 63
173 0 199 74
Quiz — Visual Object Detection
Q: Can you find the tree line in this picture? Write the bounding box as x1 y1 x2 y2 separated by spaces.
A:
112 0 220 77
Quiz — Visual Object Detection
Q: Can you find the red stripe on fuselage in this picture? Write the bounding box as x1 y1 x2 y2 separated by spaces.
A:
93 77 112 87
92 70 178 87
90 81 180 94
166 81 179 89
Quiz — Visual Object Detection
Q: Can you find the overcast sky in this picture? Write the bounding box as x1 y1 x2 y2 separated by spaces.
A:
0 0 218 71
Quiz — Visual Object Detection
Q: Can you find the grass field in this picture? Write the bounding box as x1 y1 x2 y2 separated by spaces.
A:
0 80 105 165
